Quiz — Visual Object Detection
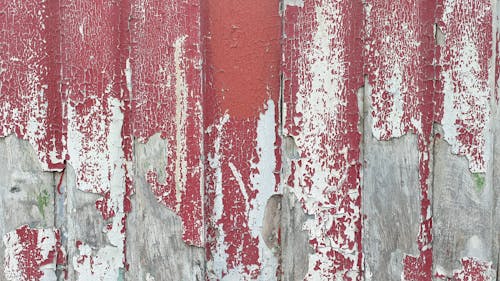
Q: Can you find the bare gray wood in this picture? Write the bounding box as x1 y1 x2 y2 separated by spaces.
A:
126 135 205 281
362 88 422 281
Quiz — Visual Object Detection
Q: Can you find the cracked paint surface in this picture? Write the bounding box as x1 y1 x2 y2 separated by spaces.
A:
61 1 132 279
129 0 204 246
435 0 493 173
203 0 281 279
365 0 494 279
365 0 435 277
0 1 498 280
3 225 64 281
0 0 65 171
283 1 364 280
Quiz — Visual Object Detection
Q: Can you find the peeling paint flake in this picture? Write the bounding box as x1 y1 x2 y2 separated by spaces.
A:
435 257 495 281
436 0 493 173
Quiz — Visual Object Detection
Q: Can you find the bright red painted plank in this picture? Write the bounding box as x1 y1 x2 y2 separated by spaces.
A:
283 1 364 280
203 0 282 279
0 0 65 171
129 0 204 247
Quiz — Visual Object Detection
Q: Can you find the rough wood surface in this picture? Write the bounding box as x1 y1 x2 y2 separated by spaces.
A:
0 1 499 280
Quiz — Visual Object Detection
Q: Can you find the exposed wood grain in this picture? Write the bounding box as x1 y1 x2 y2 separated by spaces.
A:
432 131 497 280
362 132 421 281
0 137 58 281
127 136 205 281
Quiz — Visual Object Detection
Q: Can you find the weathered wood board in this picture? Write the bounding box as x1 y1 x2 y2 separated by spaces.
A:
0 0 499 280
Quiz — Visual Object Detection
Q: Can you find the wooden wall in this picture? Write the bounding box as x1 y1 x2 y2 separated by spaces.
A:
0 0 498 280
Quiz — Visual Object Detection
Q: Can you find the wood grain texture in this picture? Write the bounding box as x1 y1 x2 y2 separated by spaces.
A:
127 136 205 281
0 137 59 281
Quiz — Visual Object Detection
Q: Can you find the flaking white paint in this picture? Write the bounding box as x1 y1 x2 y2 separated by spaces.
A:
174 35 189 213
250 100 279 280
206 114 229 279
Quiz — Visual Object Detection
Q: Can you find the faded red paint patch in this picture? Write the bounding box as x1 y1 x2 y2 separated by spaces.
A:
283 1 364 279
204 0 281 120
3 225 64 281
203 0 281 278
0 0 65 171
129 0 204 246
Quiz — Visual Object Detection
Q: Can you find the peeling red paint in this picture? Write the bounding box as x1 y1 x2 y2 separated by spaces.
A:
203 0 282 278
0 0 65 171
60 0 132 278
129 0 204 247
435 0 493 173
283 1 364 279
3 226 64 281
364 0 436 279
0 1 498 280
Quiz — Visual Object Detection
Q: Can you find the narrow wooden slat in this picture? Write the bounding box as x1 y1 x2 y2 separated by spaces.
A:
363 0 436 279
433 1 498 279
0 0 64 170
59 1 132 280
203 0 282 279
282 1 364 279
127 0 205 279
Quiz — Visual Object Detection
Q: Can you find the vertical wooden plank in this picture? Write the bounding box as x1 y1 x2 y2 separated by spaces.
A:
203 0 282 279
129 0 204 248
127 0 205 279
0 1 64 280
363 0 436 280
60 1 132 280
282 1 364 280
433 1 498 279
